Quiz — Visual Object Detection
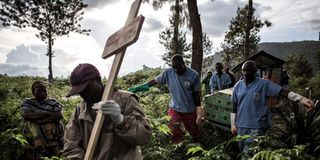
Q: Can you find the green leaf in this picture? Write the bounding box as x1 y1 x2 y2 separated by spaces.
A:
187 146 204 155
157 124 171 135
13 133 28 146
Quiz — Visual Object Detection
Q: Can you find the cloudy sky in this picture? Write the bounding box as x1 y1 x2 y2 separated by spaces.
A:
0 0 319 78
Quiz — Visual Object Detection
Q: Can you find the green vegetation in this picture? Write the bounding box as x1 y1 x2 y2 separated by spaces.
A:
1 67 320 159
221 0 271 63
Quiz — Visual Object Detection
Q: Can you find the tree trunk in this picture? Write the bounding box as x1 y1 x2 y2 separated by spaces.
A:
47 34 53 83
244 0 253 60
172 0 180 57
187 0 203 77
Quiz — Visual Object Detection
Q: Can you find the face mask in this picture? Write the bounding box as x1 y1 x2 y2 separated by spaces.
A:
173 63 185 75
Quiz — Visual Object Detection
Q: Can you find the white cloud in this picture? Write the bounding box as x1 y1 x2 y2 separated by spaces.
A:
0 0 319 78
84 0 118 9
200 1 245 37
0 44 75 77
6 44 40 64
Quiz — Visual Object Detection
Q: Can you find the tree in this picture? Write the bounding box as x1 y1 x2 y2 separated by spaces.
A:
144 0 204 76
156 0 191 65
221 0 271 63
187 0 203 76
0 0 90 82
244 0 253 59
159 26 191 66
285 53 313 78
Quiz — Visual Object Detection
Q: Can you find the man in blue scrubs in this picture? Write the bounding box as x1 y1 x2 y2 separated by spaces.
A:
230 60 314 152
210 62 232 94
129 54 203 143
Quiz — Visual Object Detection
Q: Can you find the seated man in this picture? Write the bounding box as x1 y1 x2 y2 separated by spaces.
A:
21 80 64 159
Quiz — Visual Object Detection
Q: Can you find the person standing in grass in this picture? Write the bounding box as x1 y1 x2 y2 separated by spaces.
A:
129 54 203 144
21 80 64 159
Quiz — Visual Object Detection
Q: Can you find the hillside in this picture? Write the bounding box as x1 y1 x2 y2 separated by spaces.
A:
203 40 320 75
1 67 320 159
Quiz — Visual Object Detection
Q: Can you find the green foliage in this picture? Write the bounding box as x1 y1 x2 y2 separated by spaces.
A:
288 77 309 96
160 27 192 65
0 75 76 159
41 156 65 160
285 53 313 78
221 2 271 63
142 116 173 159
1 67 320 159
0 129 28 160
287 72 320 99
189 135 248 160
315 49 320 68
271 101 320 158
252 145 316 160
197 121 233 150
187 146 204 155
308 72 320 98
0 0 90 38
158 0 191 66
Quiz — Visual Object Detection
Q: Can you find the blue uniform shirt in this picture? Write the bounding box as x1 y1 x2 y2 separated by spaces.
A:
155 67 200 113
210 73 231 93
231 78 282 129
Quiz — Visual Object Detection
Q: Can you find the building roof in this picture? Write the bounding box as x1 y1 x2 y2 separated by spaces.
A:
231 50 286 73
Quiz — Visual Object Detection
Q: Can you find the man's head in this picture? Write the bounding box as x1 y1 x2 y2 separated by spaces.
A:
207 70 213 77
67 63 103 103
224 64 230 73
215 62 223 74
266 69 272 79
241 60 257 83
32 80 47 102
171 54 186 75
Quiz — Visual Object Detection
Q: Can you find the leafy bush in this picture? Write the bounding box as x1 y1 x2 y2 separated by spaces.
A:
308 72 320 99
1 67 320 159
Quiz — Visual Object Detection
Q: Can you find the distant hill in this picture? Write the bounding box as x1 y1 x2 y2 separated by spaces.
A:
202 40 320 75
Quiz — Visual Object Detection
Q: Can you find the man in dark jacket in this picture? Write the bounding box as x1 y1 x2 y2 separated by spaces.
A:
63 63 152 160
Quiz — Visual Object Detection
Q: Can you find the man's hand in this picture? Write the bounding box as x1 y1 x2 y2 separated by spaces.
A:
300 97 314 112
92 100 123 124
230 113 237 135
288 91 314 112
196 106 203 124
128 83 150 93
231 126 237 135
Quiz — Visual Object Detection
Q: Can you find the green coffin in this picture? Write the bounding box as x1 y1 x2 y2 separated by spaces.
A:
203 88 233 126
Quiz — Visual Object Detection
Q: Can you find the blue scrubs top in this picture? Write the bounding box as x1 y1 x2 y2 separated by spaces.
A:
210 73 231 93
231 78 282 128
156 67 200 113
